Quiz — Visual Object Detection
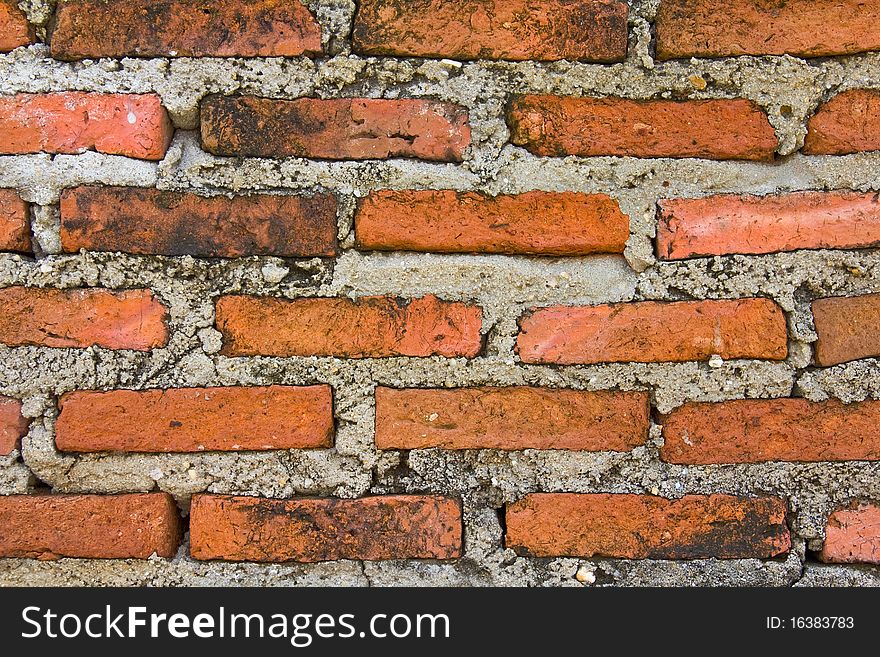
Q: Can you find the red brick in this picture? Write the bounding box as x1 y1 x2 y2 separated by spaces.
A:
355 190 629 256
0 396 29 455
352 0 628 62
216 295 483 358
657 191 880 260
0 286 168 350
804 90 880 156
812 294 880 366
821 503 880 565
60 186 338 258
0 189 30 253
0 93 173 160
190 494 462 562
0 0 33 52
661 399 880 464
50 0 322 59
656 0 880 60
0 493 182 559
508 95 778 160
55 385 333 453
517 299 787 365
200 95 471 162
505 493 791 559
375 387 650 451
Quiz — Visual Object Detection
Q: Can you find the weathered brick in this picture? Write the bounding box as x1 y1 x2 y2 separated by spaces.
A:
507 95 778 160
657 191 880 260
190 494 462 562
50 0 322 59
661 399 880 464
804 90 880 155
0 396 29 455
0 93 173 160
820 503 880 565
60 186 338 258
55 385 333 453
655 0 880 59
0 493 182 559
812 294 880 366
0 286 168 350
375 387 650 451
0 189 30 252
505 493 791 559
352 0 629 62
517 299 787 365
216 294 483 358
355 190 629 256
200 95 471 162
0 0 33 52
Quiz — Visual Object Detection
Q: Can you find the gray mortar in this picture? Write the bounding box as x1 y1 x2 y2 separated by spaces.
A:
1 0 879 586
796 563 880 587
16 0 52 34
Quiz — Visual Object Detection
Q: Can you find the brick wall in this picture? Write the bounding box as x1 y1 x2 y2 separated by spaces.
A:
0 0 879 586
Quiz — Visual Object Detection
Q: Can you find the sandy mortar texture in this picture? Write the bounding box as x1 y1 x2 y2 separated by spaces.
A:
0 0 879 586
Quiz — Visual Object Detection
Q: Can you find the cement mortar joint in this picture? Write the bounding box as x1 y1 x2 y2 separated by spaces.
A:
1 0 879 586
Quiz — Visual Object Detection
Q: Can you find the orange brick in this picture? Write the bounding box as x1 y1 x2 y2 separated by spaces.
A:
355 190 629 256
190 494 462 562
55 385 333 453
655 0 880 59
0 396 29 455
804 90 880 155
517 299 787 365
658 192 880 259
0 0 33 52
0 189 30 253
200 95 471 162
812 294 880 366
505 493 791 559
352 0 628 62
508 95 778 160
0 93 173 160
0 286 168 350
60 186 338 258
661 399 880 464
375 387 650 451
0 493 182 559
50 0 322 59
820 503 880 565
216 295 483 358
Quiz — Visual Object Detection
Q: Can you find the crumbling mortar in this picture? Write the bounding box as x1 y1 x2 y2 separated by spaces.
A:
1 0 879 586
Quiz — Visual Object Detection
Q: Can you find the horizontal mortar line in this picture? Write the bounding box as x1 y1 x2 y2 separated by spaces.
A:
0 363 801 391
2 50 879 84
0 279 837 301
11 468 880 505
490 155 880 192
0 352 802 369
19 445 880 473
0 369 799 389
5 243 880 260
156 149 880 196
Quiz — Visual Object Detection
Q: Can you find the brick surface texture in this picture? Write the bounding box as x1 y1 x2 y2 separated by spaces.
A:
190 494 462 562
0 189 30 253
1 0 880 588
505 493 791 559
50 0 323 59
55 385 334 452
507 96 778 160
0 93 173 160
0 0 33 53
0 493 182 559
0 287 168 350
